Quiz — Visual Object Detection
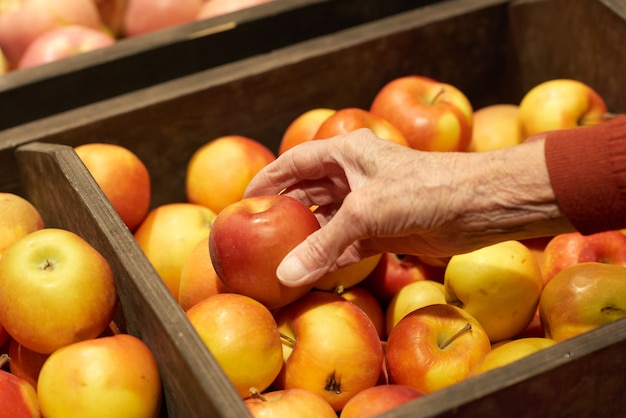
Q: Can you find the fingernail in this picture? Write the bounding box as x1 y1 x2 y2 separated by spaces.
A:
276 254 309 287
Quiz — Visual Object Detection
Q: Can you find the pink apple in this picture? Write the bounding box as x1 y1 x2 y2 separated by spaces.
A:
124 0 203 37
339 384 424 418
197 0 275 20
244 387 336 418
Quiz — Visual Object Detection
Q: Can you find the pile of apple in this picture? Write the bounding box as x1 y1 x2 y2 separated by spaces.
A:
0 0 274 73
0 192 162 418
58 74 626 417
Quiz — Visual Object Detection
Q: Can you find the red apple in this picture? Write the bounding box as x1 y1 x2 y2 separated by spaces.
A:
37 334 162 417
274 291 384 411
313 107 409 147
279 108 336 155
339 384 424 418
385 303 491 394
0 354 40 418
75 142 151 232
0 228 117 354
0 192 44 255
370 75 473 152
17 25 115 69
209 195 320 310
124 0 203 37
244 387 336 418
541 230 626 285
197 0 275 20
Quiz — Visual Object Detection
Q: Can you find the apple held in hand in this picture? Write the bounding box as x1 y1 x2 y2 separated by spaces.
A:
0 354 40 418
245 387 336 418
37 334 162 418
468 337 557 377
339 384 424 418
279 108 336 155
209 194 320 309
385 303 491 394
468 104 523 152
186 293 283 398
518 79 609 138
0 228 117 354
539 262 626 342
0 192 44 255
444 240 544 343
274 291 384 411
370 75 473 152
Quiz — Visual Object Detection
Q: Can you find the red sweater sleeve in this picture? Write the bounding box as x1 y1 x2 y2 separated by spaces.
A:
544 114 626 234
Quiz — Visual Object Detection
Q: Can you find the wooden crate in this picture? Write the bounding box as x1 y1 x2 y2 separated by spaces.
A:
0 0 438 131
2 0 626 416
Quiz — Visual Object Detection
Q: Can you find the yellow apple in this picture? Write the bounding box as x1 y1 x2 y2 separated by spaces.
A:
0 192 44 255
134 202 216 301
444 240 544 343
313 253 383 292
468 104 523 152
468 337 557 376
279 108 336 155
186 293 283 398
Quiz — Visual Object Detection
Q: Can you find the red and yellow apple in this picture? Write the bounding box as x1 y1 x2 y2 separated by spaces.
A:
468 104 523 152
37 334 162 418
539 262 626 342
209 194 320 310
339 384 423 418
444 240 544 342
245 387 336 418
370 75 473 152
313 107 409 147
0 354 40 418
0 192 44 255
385 303 491 394
274 291 384 411
468 337 557 376
279 108 336 155
75 142 151 232
337 286 385 340
186 293 283 398
0 228 117 354
518 79 609 138
186 135 276 214
134 202 216 301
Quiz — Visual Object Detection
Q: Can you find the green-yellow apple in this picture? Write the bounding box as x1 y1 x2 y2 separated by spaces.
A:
539 262 626 342
244 387 337 418
274 291 383 411
178 236 230 312
369 75 473 152
313 107 409 147
336 286 385 340
541 230 626 285
185 135 276 214
0 228 117 354
468 337 557 376
518 79 609 138
339 384 423 418
444 240 544 343
385 279 447 338
186 293 283 398
134 202 216 301
468 104 523 152
0 192 44 255
313 253 382 292
0 354 40 418
75 142 151 232
279 108 336 155
37 334 162 418
8 338 49 389
209 195 320 310
385 303 491 394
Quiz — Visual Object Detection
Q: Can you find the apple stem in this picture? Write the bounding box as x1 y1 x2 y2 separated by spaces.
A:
248 387 268 401
333 285 345 295
431 87 446 104
439 322 472 350
0 354 9 369
279 332 296 347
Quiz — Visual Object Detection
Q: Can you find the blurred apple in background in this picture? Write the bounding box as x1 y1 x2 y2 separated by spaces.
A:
274 291 383 411
313 107 409 147
468 104 523 152
541 230 626 285
279 108 335 155
245 387 336 418
186 135 276 214
134 202 216 301
17 24 115 69
123 0 203 37
8 338 49 389
339 384 423 418
197 0 275 20
0 192 44 255
178 236 230 312
385 279 447 338
539 262 626 342
37 334 162 418
186 293 283 398
385 303 491 394
313 253 382 292
468 337 557 377
0 354 40 418
370 75 473 152
337 286 385 340
0 228 117 354
0 46 7 74
518 79 609 138
444 240 544 343
209 195 320 310
75 142 151 232
94 0 128 36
